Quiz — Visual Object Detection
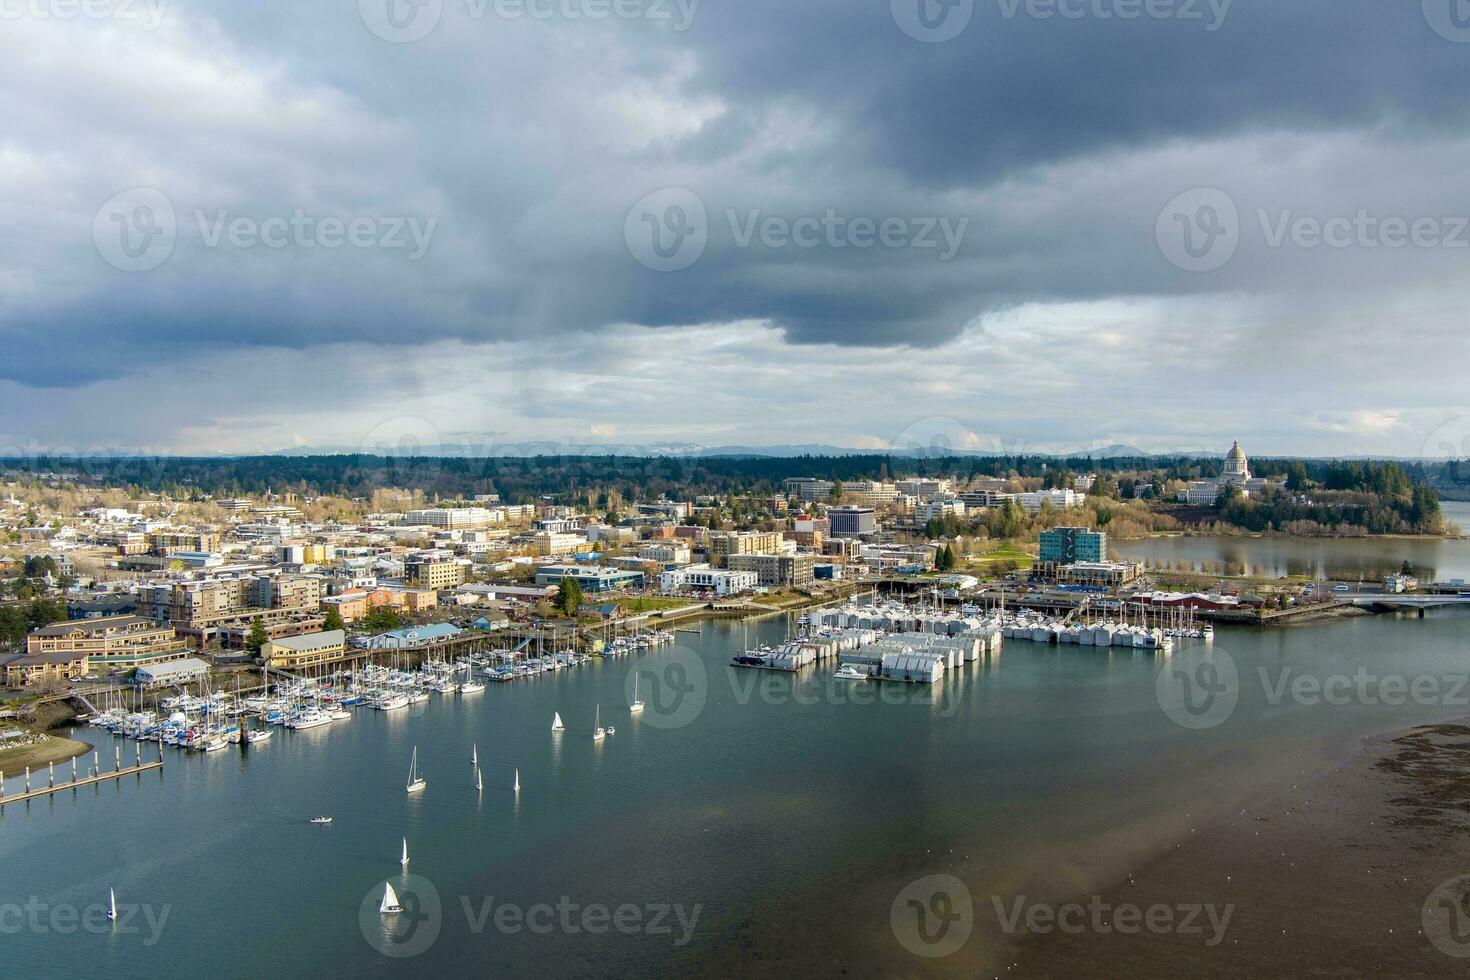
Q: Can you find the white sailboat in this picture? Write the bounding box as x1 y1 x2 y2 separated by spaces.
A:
629 673 644 714
471 742 478 767
406 747 426 794
551 711 565 732
592 705 605 742
380 881 404 915
107 887 117 921
401 837 410 867
514 767 520 793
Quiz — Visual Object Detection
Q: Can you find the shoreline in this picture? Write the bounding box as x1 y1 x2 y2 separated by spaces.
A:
0 733 94 779
1002 718 1470 977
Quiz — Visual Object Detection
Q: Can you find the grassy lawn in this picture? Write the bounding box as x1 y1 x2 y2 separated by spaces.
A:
964 544 1036 571
0 734 93 778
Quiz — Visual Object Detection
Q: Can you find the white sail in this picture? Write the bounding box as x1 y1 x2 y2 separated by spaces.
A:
471 742 478 767
401 837 409 866
406 747 426 793
380 881 401 914
474 763 482 792
552 712 564 732
108 888 117 921
514 767 520 792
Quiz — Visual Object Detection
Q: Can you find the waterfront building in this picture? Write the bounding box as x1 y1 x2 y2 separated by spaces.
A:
708 530 782 567
659 565 760 596
1057 561 1145 589
534 565 645 593
2 650 89 687
133 657 209 688
26 615 189 671
261 630 348 670
1039 526 1108 564
727 552 816 588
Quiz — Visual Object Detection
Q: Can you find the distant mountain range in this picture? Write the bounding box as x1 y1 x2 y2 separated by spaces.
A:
267 440 1191 459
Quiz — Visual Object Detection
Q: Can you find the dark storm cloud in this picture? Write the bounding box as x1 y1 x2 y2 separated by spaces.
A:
4 0 1470 386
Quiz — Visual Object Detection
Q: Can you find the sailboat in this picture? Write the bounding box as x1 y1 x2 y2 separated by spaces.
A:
474 754 483 792
629 673 645 714
380 881 404 915
406 747 426 794
592 705 605 742
551 712 565 732
401 837 410 867
107 887 117 921
514 767 520 793
471 742 479 767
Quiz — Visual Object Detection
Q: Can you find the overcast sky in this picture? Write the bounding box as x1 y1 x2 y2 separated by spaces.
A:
3 0 1470 460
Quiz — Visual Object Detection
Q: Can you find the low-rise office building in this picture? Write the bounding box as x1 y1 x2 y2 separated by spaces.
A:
659 565 759 596
534 565 645 593
26 615 189 671
727 552 816 588
261 630 347 670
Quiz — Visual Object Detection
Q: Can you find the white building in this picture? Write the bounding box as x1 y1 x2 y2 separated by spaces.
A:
1014 489 1083 514
534 531 587 556
405 507 499 529
1177 441 1281 505
639 542 692 565
659 564 759 596
917 498 967 522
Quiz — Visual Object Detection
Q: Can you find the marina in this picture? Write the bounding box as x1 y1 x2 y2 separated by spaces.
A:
5 607 1470 976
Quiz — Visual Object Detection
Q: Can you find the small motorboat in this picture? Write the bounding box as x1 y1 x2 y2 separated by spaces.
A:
605 725 616 736
310 816 333 825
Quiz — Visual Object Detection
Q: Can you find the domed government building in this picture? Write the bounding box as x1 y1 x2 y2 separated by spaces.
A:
1177 440 1283 505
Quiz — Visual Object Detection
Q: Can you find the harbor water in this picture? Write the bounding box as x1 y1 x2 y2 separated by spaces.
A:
5 602 1470 977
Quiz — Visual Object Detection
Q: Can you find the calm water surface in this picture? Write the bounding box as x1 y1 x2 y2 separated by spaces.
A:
5 598 1470 977
1114 500 1470 581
